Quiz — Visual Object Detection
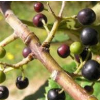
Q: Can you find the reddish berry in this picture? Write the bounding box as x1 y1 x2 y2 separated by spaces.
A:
34 2 44 12
57 44 70 58
33 13 47 27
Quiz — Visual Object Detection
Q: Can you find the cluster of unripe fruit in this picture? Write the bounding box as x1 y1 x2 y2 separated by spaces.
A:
0 2 99 100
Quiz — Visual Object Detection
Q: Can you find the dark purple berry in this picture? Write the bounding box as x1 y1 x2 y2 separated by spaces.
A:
34 2 44 12
77 8 96 25
82 60 100 81
47 88 65 100
80 28 98 46
33 13 47 27
57 44 70 58
22 47 32 58
0 86 9 99
16 76 29 89
84 85 93 94
74 55 80 63
80 48 92 61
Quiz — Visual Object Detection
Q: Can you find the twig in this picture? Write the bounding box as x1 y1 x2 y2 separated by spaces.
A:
59 1 66 17
41 19 50 34
1 53 33 70
0 32 18 47
47 2 57 19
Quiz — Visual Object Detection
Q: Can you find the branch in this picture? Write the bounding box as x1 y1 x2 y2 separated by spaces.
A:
1 53 33 71
0 2 98 100
0 32 18 47
59 1 66 17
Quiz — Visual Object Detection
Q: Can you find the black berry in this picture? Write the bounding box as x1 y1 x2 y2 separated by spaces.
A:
34 2 44 12
80 28 98 46
0 86 9 99
22 47 32 58
84 85 94 94
77 8 96 25
82 60 100 81
33 13 47 27
16 76 29 89
47 88 65 100
57 44 70 58
80 48 92 61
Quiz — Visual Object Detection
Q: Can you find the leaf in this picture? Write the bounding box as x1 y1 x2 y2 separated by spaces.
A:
52 33 69 42
45 78 60 93
62 62 76 73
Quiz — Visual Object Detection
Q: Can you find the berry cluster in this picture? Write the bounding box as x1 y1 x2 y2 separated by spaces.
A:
56 7 100 97
33 2 47 27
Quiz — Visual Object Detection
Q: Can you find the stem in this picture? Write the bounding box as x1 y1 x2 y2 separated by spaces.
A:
41 19 50 34
59 1 66 17
42 19 61 47
0 53 33 69
74 49 91 74
0 32 18 47
47 2 57 19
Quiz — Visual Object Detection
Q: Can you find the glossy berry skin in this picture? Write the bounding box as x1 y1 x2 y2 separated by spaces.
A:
80 28 98 46
0 46 6 58
84 85 93 95
22 47 32 58
82 60 100 81
47 88 65 100
80 48 92 61
0 71 6 83
16 76 29 89
57 44 70 58
33 13 47 27
0 86 9 99
34 2 44 12
70 42 83 55
77 8 96 25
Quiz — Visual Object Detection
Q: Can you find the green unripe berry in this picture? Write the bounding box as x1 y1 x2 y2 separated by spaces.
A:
70 42 83 54
0 46 6 58
0 71 6 83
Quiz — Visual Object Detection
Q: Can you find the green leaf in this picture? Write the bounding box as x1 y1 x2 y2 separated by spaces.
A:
62 62 76 73
45 78 60 93
52 33 69 42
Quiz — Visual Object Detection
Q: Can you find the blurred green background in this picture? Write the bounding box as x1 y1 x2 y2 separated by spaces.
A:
0 1 99 100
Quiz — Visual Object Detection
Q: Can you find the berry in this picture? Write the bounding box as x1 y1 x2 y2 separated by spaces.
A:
0 71 6 83
77 8 96 25
0 46 6 58
80 48 92 61
16 76 29 89
33 13 47 27
70 42 83 55
80 28 98 46
47 88 65 100
22 47 32 58
0 86 9 99
82 60 100 81
74 55 80 63
84 85 94 94
57 44 70 58
34 2 44 12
